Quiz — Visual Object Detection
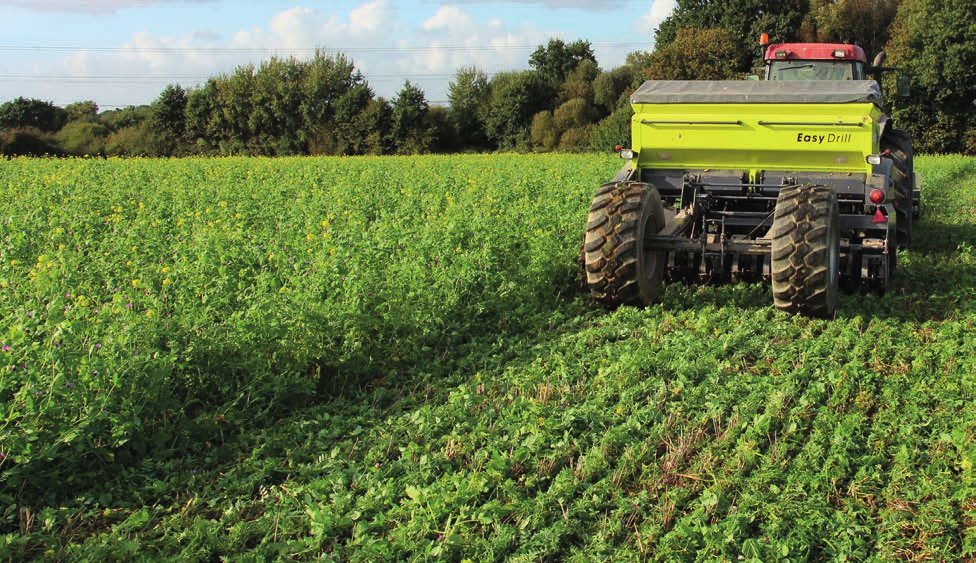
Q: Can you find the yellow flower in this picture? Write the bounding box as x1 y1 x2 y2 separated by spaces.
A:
162 279 171 286
132 279 140 287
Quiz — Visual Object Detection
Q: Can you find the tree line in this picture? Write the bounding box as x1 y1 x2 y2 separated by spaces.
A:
2 0 973 157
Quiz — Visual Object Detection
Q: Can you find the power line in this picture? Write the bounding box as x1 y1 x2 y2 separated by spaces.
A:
0 39 652 104
0 73 470 80
0 71 508 85
0 41 648 54
0 40 650 86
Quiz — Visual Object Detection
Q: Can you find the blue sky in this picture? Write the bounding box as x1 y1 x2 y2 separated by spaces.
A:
0 0 676 109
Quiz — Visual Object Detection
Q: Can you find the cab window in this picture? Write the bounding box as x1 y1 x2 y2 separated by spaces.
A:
768 61 862 80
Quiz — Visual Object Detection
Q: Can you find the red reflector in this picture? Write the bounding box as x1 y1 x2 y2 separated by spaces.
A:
869 189 886 204
614 145 622 152
873 209 886 223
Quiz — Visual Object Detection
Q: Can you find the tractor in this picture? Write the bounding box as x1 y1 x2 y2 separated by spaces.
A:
583 39 918 317
761 35 921 221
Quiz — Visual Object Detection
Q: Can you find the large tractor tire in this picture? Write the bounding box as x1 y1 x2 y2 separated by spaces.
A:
882 128 914 249
583 181 667 308
770 185 840 318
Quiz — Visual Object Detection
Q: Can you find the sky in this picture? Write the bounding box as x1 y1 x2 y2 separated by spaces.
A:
0 0 676 110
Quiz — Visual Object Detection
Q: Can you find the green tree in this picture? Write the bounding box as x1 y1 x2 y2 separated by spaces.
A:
99 105 149 131
355 98 394 156
485 71 555 150
558 125 594 151
427 106 460 154
590 105 634 152
149 84 188 156
559 59 600 105
58 119 110 155
654 0 809 59
181 51 374 156
799 0 902 59
64 100 98 123
309 83 376 156
529 38 597 87
447 66 492 151
391 81 434 155
249 57 307 155
886 0 976 154
102 122 154 156
219 66 256 152
594 65 638 112
646 27 747 80
552 98 597 132
301 52 367 136
530 111 558 152
0 97 67 133
531 97 599 152
185 79 224 154
0 129 64 156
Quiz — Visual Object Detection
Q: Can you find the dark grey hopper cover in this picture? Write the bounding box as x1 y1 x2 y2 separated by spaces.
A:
631 80 882 105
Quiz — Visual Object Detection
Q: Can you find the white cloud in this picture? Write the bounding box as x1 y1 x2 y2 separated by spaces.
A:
416 6 546 70
637 0 675 43
215 2 550 102
348 0 396 35
422 6 477 33
230 1 402 58
8 1 661 107
264 7 325 49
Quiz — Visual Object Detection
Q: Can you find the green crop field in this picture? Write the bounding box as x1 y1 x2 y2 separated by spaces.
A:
1 153 975 561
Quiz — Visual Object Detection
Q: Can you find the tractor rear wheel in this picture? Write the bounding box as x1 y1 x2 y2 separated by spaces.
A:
583 181 666 308
882 128 914 249
770 185 840 317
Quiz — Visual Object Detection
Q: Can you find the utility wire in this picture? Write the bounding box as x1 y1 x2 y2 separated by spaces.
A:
0 41 648 54
0 73 482 80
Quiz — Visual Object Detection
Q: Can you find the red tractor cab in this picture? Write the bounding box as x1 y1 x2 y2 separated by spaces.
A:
760 34 874 81
758 34 905 97
764 42 868 80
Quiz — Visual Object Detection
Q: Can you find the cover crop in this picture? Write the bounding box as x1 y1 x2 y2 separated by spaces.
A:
0 154 975 560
